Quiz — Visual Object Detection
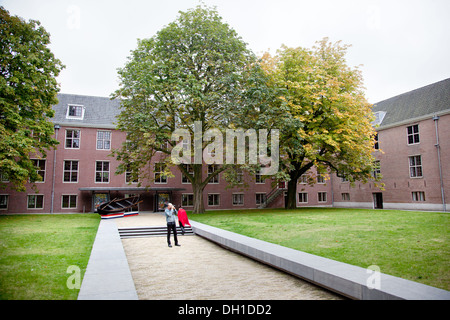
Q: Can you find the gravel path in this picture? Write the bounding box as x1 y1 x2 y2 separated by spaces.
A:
116 213 343 300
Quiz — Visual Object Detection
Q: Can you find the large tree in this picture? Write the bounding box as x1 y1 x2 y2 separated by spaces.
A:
112 5 258 213
0 7 64 192
256 39 380 209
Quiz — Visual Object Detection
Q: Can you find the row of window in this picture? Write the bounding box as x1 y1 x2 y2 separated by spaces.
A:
0 194 77 210
65 129 111 150
181 193 268 207
371 155 423 179
0 190 430 210
374 124 421 151
297 191 427 203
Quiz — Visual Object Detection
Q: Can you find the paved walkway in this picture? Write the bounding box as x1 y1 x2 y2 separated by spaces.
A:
115 213 342 300
78 219 138 300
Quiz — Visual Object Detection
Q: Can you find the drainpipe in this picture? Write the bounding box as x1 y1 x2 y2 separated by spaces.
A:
433 116 446 212
51 124 60 214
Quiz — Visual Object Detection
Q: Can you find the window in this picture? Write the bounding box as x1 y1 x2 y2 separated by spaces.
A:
65 129 80 149
255 193 266 205
63 160 79 182
255 170 265 184
208 194 220 206
154 163 167 184
374 133 379 150
372 161 381 179
409 155 423 178
125 164 138 184
95 161 110 183
207 165 219 184
232 193 244 206
66 105 84 120
181 164 193 184
182 194 194 207
407 125 420 145
32 159 46 182
412 191 425 202
27 195 44 209
298 175 308 184
298 192 308 203
236 169 244 184
317 174 325 184
96 131 111 150
0 195 8 209
318 192 327 202
0 172 8 182
62 195 77 209
341 193 350 201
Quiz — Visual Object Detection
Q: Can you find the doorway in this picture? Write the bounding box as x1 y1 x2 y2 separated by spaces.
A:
373 193 383 209
155 192 171 212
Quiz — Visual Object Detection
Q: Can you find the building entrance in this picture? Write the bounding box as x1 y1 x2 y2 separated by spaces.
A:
373 193 383 209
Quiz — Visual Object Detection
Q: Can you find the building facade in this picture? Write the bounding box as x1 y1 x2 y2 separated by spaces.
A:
1 79 448 214
332 78 450 212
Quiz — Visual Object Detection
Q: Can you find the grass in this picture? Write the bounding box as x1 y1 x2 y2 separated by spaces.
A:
190 207 450 291
0 214 100 300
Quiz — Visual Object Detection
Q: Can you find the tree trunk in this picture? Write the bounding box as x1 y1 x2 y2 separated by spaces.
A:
192 164 205 214
192 183 205 214
286 172 298 210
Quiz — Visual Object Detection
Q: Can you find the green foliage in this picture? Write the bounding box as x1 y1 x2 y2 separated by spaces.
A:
255 39 380 208
113 5 258 213
0 7 64 191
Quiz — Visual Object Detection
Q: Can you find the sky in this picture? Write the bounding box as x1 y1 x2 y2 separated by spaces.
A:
1 0 449 103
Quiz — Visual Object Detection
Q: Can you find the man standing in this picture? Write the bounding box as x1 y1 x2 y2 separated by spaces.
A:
165 203 180 248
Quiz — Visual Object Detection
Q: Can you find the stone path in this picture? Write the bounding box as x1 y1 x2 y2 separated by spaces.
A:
116 213 342 300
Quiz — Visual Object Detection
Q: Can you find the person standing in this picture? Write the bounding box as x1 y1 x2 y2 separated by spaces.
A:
164 203 180 248
177 205 191 235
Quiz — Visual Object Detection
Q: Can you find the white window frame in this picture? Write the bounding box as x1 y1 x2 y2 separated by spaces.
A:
232 193 244 206
63 160 79 183
65 129 81 149
62 194 78 209
409 155 423 178
298 192 308 203
0 194 9 210
181 164 193 184
255 193 266 206
182 193 194 207
66 104 85 120
318 192 327 203
27 194 44 209
207 165 219 184
407 124 420 145
341 193 350 201
412 191 425 202
31 158 46 183
96 130 111 150
255 169 265 184
95 161 110 183
372 160 381 179
154 163 167 184
208 193 220 206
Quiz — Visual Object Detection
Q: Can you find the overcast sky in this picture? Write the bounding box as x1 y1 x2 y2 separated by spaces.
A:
2 0 449 103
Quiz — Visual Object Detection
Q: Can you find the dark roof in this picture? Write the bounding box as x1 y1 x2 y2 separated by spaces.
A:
52 93 121 128
372 78 450 127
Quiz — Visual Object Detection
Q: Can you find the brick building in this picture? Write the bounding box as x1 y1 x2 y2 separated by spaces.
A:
332 78 449 211
0 79 448 213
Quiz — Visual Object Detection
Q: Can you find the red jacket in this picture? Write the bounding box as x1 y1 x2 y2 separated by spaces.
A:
177 208 191 226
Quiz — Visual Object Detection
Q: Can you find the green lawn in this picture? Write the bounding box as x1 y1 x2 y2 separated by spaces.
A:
191 207 450 290
0 214 100 300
